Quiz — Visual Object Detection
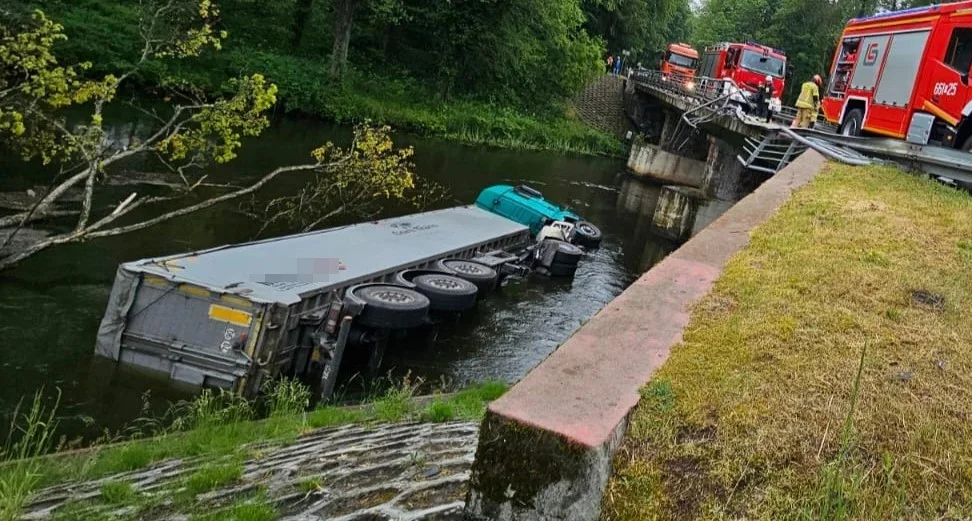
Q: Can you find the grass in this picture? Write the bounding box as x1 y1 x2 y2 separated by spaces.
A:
603 163 972 521
191 496 275 521
4 379 506 507
99 480 135 504
183 462 244 496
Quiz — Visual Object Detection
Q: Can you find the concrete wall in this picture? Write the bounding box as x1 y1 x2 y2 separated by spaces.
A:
626 141 706 188
464 151 828 521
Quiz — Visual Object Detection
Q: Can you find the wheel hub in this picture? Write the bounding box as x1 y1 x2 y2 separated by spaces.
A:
373 290 413 303
428 277 462 289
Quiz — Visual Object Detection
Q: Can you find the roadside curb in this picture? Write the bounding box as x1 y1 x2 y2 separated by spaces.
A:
465 151 828 520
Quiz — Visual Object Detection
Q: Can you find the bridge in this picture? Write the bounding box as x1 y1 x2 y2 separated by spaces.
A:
625 69 972 186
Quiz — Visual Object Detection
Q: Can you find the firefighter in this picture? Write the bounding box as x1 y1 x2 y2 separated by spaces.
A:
791 74 822 128
760 75 774 123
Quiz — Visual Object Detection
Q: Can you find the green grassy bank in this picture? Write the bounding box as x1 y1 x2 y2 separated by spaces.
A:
34 0 623 157
0 380 507 520
603 164 972 520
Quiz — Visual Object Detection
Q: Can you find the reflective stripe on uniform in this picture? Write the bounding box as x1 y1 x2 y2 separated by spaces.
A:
796 81 819 109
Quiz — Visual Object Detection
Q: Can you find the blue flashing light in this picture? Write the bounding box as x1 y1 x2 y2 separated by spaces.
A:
850 3 940 24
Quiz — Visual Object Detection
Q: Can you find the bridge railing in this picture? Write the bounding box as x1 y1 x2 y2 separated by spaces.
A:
630 68 837 131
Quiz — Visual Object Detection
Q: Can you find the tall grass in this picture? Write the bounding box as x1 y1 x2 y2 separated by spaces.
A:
0 390 61 521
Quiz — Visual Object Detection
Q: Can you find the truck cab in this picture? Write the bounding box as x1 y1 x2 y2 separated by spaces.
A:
821 1 972 149
698 41 787 105
660 43 699 82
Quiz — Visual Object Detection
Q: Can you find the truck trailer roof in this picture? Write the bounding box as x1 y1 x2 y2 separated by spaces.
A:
121 205 529 306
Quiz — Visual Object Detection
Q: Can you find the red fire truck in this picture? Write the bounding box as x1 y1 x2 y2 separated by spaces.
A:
660 43 700 80
697 41 788 106
822 1 972 149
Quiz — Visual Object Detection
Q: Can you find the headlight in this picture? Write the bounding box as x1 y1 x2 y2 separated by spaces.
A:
685 81 696 91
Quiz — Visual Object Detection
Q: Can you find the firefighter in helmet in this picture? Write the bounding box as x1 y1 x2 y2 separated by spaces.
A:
791 74 822 129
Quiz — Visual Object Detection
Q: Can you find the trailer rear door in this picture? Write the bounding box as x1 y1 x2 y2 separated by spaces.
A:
120 275 262 388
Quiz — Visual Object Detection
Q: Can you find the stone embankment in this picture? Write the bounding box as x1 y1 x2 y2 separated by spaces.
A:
23 421 479 521
572 75 635 138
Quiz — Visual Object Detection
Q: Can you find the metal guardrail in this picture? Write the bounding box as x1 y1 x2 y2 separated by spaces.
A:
632 68 972 183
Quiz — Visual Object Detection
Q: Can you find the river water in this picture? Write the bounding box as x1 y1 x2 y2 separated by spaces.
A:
0 112 734 439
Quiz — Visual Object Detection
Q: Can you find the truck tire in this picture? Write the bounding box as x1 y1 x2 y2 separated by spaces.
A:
572 221 603 248
350 285 430 330
411 273 478 312
437 259 499 293
841 109 863 137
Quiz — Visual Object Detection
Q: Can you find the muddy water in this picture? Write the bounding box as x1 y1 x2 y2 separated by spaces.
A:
0 112 738 438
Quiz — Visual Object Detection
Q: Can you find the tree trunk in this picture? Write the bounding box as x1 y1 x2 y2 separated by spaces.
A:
293 0 315 52
328 0 360 80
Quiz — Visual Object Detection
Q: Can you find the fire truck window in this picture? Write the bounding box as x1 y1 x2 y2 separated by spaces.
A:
945 28 972 76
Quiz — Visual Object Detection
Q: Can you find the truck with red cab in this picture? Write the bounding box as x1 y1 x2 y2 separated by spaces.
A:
697 41 787 106
660 42 700 80
822 1 972 149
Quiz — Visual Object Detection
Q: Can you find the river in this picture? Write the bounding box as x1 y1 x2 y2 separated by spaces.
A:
0 111 734 440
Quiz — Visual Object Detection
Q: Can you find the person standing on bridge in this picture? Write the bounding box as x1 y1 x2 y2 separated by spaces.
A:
791 74 822 128
761 75 775 123
606 55 614 74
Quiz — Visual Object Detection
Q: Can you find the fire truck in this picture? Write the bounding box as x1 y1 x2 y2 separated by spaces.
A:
660 42 699 80
697 41 787 107
821 1 972 149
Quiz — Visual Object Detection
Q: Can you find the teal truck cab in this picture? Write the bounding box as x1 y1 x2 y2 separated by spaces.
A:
475 185 603 247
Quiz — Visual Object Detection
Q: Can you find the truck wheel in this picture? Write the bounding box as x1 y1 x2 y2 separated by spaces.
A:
350 285 429 330
572 221 603 248
411 273 478 312
841 109 863 137
437 259 499 293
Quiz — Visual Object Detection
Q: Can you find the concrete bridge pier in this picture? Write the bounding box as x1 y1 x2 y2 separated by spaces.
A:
651 186 703 241
701 136 763 201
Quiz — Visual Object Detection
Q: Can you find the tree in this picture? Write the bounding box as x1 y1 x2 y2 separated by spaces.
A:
0 2 426 271
583 0 692 60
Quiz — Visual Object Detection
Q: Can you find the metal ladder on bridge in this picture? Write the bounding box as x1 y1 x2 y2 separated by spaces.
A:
737 128 876 174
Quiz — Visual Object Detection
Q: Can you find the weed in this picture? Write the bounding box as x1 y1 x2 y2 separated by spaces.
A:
184 462 243 496
262 379 311 418
0 390 60 521
99 480 136 505
298 477 324 493
372 372 422 422
169 389 254 431
422 401 456 423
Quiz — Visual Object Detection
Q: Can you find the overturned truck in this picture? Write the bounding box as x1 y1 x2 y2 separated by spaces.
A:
95 205 584 399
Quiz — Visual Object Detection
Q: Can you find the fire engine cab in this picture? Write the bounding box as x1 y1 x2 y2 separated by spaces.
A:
660 42 699 80
698 41 787 107
822 1 972 149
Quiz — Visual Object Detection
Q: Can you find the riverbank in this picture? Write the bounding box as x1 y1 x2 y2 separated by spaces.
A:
0 381 506 520
603 163 972 519
37 1 623 157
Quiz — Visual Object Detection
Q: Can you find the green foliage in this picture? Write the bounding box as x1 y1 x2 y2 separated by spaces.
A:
169 389 255 431
8 0 623 156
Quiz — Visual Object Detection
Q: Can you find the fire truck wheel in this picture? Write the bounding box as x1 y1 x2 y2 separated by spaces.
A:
840 109 863 137
961 136 972 152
